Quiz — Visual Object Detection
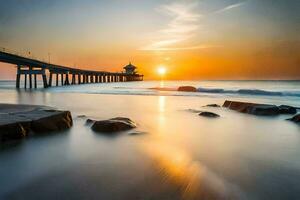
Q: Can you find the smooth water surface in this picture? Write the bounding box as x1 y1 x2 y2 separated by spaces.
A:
0 81 299 200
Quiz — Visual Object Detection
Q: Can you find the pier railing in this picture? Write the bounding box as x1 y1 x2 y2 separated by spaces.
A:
0 47 47 62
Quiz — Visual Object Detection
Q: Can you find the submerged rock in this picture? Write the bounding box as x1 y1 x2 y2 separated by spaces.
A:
205 104 221 107
77 115 87 118
128 131 147 136
86 119 96 124
278 105 297 114
223 100 298 116
199 111 220 118
0 104 73 143
186 109 202 113
223 100 280 116
178 86 197 92
91 117 136 133
287 114 300 124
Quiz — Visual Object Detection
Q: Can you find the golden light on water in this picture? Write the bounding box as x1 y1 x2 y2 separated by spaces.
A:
158 96 165 113
140 140 230 199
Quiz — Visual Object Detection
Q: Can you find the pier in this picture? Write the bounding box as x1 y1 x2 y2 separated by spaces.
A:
0 49 143 89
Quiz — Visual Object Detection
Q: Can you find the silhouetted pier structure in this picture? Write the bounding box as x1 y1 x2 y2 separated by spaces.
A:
0 50 143 89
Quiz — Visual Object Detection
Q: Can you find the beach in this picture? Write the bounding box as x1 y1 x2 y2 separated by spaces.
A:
0 80 299 199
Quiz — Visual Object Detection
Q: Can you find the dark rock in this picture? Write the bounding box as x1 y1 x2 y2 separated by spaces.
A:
0 121 28 143
0 112 32 143
287 114 300 124
91 117 136 133
178 86 197 92
222 100 232 108
248 105 279 116
199 111 220 118
77 115 87 118
128 131 147 136
0 104 73 143
223 100 280 116
186 109 202 113
278 105 297 114
110 117 135 124
86 119 96 124
31 110 73 133
205 104 221 107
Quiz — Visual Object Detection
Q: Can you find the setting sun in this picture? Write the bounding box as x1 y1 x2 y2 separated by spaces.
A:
157 66 167 76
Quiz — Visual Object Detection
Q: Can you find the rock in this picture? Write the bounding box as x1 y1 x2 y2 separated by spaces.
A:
205 104 221 107
0 111 32 143
91 117 136 133
278 105 297 114
223 100 280 116
110 117 135 125
199 111 220 118
222 100 232 108
77 115 87 118
248 105 279 116
287 114 300 124
30 110 73 133
186 109 202 113
128 131 147 136
223 101 298 116
0 104 73 143
0 120 29 143
86 119 96 124
178 86 197 92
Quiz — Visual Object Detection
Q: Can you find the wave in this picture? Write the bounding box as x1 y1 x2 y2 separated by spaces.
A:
149 87 300 97
197 87 300 97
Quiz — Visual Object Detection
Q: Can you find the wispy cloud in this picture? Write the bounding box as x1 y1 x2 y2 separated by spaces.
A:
214 1 246 14
141 1 246 51
140 2 208 51
146 45 221 51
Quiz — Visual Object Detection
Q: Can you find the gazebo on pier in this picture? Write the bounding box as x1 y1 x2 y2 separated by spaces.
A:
123 62 137 74
123 62 143 81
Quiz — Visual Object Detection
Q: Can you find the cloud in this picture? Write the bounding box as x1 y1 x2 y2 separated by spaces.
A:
140 1 245 51
214 1 246 14
142 45 221 51
140 2 209 51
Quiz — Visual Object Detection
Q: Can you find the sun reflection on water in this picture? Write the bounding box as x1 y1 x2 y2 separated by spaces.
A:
139 141 236 199
159 96 165 113
158 96 166 130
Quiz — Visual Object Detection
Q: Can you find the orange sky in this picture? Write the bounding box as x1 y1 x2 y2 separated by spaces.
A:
0 0 299 80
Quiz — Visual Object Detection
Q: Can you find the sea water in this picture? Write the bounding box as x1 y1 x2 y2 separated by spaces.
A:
0 80 299 200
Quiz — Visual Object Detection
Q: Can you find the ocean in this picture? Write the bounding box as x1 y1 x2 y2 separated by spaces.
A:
0 80 299 106
0 80 299 200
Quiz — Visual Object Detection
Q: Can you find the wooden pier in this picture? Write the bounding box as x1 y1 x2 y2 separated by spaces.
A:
0 50 143 89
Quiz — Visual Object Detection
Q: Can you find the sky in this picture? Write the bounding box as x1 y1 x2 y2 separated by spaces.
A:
0 0 299 80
